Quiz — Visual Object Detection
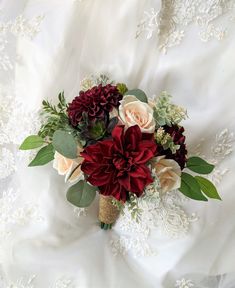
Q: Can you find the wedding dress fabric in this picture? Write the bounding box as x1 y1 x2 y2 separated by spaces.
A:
0 0 235 287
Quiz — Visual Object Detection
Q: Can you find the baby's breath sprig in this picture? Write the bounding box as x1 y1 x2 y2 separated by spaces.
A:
155 127 180 153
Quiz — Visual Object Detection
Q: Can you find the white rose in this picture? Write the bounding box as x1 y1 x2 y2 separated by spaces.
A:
119 95 155 133
53 146 83 183
153 156 181 193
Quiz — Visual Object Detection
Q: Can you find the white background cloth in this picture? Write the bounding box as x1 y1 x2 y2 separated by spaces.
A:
0 0 235 287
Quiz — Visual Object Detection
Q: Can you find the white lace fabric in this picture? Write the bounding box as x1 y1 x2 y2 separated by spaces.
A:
0 0 235 287
136 1 235 53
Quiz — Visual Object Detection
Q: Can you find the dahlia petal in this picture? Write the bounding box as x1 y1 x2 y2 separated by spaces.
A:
81 162 103 174
118 174 131 191
87 172 110 186
128 165 149 178
112 125 125 153
129 176 146 193
124 125 142 150
134 147 156 164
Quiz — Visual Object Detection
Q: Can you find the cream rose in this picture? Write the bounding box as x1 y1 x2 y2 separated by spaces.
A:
153 156 181 193
53 146 83 183
119 95 155 133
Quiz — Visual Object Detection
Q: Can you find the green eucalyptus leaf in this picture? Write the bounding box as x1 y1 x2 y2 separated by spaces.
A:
52 130 77 159
186 156 214 174
179 172 208 201
124 89 148 103
19 135 44 150
195 176 221 200
28 144 54 167
66 180 97 207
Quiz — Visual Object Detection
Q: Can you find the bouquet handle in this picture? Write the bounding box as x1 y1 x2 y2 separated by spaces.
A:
99 195 120 230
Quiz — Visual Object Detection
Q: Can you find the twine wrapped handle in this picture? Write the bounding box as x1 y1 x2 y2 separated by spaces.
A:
99 195 120 230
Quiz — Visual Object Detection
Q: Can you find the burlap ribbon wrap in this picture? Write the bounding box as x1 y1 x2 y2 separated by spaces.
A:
98 195 120 225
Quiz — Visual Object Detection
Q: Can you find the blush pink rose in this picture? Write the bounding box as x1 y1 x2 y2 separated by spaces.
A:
153 156 181 193
119 95 155 133
53 146 83 183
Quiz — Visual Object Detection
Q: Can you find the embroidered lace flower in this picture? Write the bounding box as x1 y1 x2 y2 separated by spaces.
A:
111 188 198 257
189 128 234 184
175 278 194 288
51 277 76 288
0 274 76 288
136 1 235 53
0 188 43 239
5 275 37 288
0 13 43 71
0 85 41 180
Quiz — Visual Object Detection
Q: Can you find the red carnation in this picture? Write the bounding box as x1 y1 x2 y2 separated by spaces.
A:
81 125 157 202
67 84 122 127
164 125 187 169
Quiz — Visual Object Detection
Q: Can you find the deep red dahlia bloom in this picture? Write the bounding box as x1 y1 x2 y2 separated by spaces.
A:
67 84 122 126
81 125 157 202
164 125 187 169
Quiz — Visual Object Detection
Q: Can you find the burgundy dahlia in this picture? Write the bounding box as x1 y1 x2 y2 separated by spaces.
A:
163 125 187 169
67 84 122 127
81 125 157 202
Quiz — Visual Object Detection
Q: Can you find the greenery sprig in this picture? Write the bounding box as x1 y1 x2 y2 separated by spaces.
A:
38 92 80 140
153 91 187 126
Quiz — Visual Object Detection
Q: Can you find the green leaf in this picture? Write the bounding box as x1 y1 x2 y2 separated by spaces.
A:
124 89 148 103
19 135 44 150
186 156 214 174
52 130 77 159
179 172 208 201
28 144 54 167
58 91 65 104
195 176 221 200
66 180 97 207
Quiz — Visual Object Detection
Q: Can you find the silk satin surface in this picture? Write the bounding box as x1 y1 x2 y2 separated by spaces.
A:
0 0 235 287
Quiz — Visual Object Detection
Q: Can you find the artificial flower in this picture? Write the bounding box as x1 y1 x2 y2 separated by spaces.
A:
119 95 155 133
67 84 122 126
53 146 83 183
153 156 181 193
81 125 157 202
160 125 187 169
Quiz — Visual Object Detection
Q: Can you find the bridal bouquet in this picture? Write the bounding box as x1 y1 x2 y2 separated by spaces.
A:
20 75 221 230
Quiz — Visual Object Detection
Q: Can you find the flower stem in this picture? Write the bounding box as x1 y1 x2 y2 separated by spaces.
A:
100 222 112 230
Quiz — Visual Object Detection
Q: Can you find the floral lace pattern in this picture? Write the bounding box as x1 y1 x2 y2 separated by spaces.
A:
136 1 235 53
73 207 87 218
0 13 43 71
174 273 235 288
110 128 234 256
51 277 76 288
5 275 37 288
111 190 198 257
0 9 43 180
0 84 41 180
0 147 15 179
175 278 194 288
0 8 44 286
0 188 43 239
188 129 234 185
0 10 43 181
0 274 76 288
